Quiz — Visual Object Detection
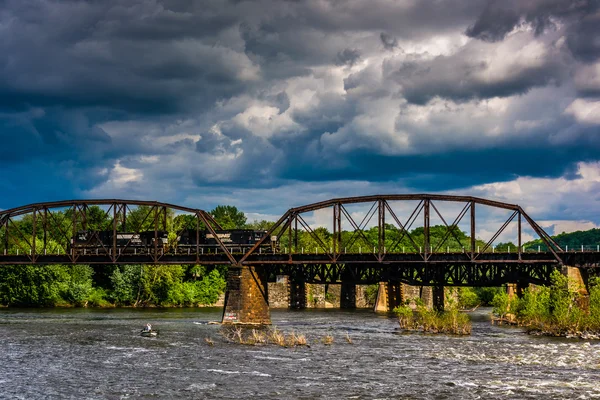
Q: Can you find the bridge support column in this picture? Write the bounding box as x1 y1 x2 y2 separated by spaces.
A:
222 266 271 325
507 283 526 300
562 266 590 311
432 286 444 312
340 283 356 309
374 282 403 312
289 274 306 309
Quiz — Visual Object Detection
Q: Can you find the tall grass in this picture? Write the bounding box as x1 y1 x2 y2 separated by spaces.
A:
492 271 600 336
394 297 471 335
220 326 310 347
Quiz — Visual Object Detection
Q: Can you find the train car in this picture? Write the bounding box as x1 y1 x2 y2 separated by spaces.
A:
177 229 276 252
70 230 167 255
139 231 169 247
71 229 276 255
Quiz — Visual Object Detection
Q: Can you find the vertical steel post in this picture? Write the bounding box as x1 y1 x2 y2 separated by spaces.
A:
123 205 127 231
288 214 292 255
72 203 77 258
32 208 36 260
378 199 385 258
333 203 341 256
337 204 341 256
196 212 200 260
112 203 117 263
294 215 298 252
423 199 430 259
154 206 158 263
518 211 522 261
43 208 47 253
71 203 77 260
3 217 8 254
82 204 88 231
162 206 167 231
470 201 476 260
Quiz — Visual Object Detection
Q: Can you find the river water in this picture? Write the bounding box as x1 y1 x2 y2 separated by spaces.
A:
0 307 599 399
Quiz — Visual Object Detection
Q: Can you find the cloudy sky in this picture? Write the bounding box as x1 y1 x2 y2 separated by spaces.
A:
1 0 600 237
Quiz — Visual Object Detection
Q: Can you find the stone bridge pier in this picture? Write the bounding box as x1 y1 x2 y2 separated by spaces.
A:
222 266 271 324
374 282 403 312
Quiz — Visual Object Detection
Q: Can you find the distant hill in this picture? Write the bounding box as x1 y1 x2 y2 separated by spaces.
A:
524 228 600 251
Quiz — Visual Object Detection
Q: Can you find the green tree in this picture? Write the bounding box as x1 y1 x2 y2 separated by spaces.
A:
86 205 111 231
245 220 274 231
0 265 69 306
210 205 246 229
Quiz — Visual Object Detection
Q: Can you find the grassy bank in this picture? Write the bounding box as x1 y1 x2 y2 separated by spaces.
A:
492 271 600 338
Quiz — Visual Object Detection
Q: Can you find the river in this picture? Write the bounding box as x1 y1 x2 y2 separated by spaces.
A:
0 307 599 399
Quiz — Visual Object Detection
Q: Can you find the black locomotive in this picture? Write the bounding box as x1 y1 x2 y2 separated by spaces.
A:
70 229 275 254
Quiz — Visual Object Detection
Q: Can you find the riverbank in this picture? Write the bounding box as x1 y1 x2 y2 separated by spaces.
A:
491 271 600 340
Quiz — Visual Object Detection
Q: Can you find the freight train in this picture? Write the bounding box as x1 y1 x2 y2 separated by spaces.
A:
70 229 276 254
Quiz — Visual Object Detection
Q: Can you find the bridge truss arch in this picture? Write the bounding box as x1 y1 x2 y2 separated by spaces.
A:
1 194 596 287
0 199 237 265
239 194 574 287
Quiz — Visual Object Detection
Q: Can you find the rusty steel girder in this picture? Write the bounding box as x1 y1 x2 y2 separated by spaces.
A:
0 194 589 274
239 194 565 265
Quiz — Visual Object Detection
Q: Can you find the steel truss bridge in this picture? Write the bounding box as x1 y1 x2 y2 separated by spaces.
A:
1 195 598 287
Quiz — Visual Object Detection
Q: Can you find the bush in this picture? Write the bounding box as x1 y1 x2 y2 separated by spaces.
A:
474 287 502 306
87 287 111 307
394 301 471 335
457 287 480 309
492 270 598 335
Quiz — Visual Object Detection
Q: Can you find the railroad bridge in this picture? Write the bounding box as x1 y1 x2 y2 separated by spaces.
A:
1 194 598 324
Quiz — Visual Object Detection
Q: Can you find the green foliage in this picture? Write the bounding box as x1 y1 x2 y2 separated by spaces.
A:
87 287 111 307
474 287 502 306
393 305 415 328
86 205 112 231
494 242 516 252
210 205 247 229
245 220 274 230
173 214 201 231
525 228 600 251
492 270 600 334
0 265 69 306
106 264 225 307
60 265 94 306
364 284 379 306
393 300 471 335
457 287 480 309
588 278 600 329
109 265 143 306
491 290 511 319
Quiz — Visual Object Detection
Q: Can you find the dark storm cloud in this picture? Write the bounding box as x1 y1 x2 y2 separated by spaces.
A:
466 0 600 65
466 0 597 42
335 49 361 66
1 0 600 221
380 33 399 50
566 12 600 62
388 40 566 104
276 138 600 192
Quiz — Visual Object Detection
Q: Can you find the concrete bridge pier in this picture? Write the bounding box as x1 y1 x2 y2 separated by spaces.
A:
506 283 527 299
222 266 271 325
374 282 403 312
562 265 590 311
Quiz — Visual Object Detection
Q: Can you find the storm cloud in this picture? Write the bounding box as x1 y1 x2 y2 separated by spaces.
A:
1 0 600 229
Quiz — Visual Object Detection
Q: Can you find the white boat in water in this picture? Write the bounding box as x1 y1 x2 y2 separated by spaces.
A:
140 329 159 337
